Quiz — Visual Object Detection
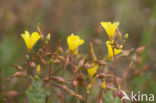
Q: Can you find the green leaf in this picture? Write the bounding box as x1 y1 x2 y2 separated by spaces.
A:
103 91 121 103
26 79 47 103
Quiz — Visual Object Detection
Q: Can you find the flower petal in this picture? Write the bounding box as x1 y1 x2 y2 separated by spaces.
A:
21 31 31 50
30 32 41 46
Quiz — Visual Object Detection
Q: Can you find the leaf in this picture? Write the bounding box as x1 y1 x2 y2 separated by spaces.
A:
26 79 47 103
103 91 121 103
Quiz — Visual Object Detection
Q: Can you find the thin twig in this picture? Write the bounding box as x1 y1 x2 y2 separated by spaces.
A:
112 43 120 89
48 63 52 78
97 89 103 103
51 82 84 101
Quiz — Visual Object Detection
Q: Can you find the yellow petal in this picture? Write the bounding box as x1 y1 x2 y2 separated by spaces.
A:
21 31 31 50
21 31 31 41
106 40 122 59
29 32 41 48
87 63 98 79
101 22 119 40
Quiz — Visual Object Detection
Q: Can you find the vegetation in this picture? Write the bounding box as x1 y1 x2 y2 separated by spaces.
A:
0 0 156 103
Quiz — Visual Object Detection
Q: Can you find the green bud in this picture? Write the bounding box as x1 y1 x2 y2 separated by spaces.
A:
45 40 48 44
35 75 40 80
25 55 29 60
124 33 128 40
45 33 51 44
86 90 90 94
49 59 54 63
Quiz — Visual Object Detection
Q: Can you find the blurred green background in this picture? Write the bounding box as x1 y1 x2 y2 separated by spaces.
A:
0 0 156 103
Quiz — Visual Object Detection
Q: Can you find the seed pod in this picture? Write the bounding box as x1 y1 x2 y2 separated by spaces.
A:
53 59 61 64
135 45 147 54
97 60 106 66
10 64 23 71
8 71 27 79
56 55 65 62
38 55 47 64
122 49 134 57
78 55 88 67
84 63 93 69
72 80 78 87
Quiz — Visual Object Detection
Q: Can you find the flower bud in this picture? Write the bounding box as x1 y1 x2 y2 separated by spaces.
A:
135 44 148 54
101 80 106 89
45 33 51 44
78 55 87 67
84 63 92 69
53 59 61 64
49 59 54 63
36 64 41 75
10 64 23 71
8 71 27 79
25 55 29 60
131 54 137 62
124 33 128 40
86 90 90 94
72 80 78 87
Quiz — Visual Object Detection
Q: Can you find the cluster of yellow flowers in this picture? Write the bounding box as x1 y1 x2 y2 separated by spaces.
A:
21 21 122 80
101 22 122 59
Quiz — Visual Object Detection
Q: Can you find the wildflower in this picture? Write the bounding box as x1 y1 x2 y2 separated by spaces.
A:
106 40 122 59
87 63 98 79
101 22 119 40
101 80 106 89
67 34 84 55
36 64 41 75
21 31 40 52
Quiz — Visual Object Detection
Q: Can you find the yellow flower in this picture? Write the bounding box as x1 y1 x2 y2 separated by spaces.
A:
101 22 119 40
101 80 106 89
87 63 98 79
21 31 40 52
106 40 122 59
36 64 41 75
67 34 84 54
